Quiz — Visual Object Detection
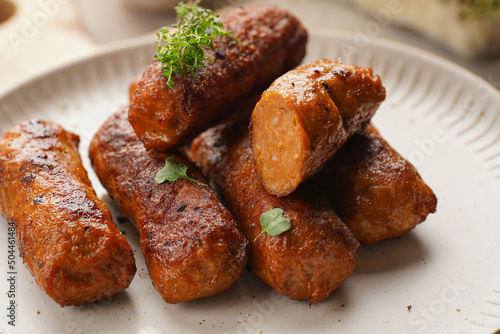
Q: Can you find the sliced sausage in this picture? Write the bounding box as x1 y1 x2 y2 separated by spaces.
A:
250 59 386 196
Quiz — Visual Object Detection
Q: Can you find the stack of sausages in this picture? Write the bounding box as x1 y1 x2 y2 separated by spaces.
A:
0 5 436 308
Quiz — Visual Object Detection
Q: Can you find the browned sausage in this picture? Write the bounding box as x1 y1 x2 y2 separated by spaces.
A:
250 59 386 196
129 5 308 151
189 121 360 304
89 108 248 304
0 120 136 307
129 73 142 101
312 124 437 244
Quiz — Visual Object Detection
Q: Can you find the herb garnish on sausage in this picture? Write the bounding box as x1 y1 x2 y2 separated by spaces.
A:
155 1 237 90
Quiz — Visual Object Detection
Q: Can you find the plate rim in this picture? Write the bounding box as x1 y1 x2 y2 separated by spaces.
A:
1 26 499 106
307 26 500 101
0 33 156 102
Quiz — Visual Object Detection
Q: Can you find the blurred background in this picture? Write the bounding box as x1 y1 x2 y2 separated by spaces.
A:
0 0 499 95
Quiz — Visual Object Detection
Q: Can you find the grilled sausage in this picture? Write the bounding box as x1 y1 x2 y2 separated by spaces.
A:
129 5 308 151
313 125 437 244
0 120 136 307
189 121 360 304
249 59 386 196
89 108 248 304
129 73 142 101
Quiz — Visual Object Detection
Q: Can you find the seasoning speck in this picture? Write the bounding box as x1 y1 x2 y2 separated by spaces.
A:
33 194 44 205
407 305 412 311
177 203 187 212
138 272 150 279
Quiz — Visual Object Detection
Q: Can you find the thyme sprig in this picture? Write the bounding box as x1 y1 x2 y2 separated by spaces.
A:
155 1 237 90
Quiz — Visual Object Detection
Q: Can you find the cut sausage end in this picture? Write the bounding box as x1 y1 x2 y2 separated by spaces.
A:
250 91 308 196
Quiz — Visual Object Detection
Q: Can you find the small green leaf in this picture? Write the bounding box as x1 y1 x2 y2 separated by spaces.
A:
154 1 240 90
155 157 206 186
253 208 291 242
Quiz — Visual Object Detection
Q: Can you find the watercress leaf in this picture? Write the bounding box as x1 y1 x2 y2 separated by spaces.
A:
253 208 292 242
155 157 206 186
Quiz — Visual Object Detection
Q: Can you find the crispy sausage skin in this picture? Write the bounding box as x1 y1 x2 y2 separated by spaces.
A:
0 120 136 307
128 73 142 101
313 125 437 244
129 5 308 151
250 59 386 196
189 121 360 304
89 108 248 304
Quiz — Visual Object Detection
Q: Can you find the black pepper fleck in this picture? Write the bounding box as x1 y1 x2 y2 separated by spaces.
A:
215 49 226 58
177 203 187 212
21 174 35 183
33 194 44 205
322 81 330 93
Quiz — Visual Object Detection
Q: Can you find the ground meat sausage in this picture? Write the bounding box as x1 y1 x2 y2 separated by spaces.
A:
312 124 437 244
129 5 308 151
250 59 386 196
89 108 248 304
189 120 360 304
0 120 136 307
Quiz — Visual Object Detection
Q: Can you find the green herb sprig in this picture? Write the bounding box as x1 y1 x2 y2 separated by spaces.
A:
155 157 206 186
253 208 292 242
155 1 237 90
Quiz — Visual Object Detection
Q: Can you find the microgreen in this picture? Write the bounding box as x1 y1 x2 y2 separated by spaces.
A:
154 1 238 90
155 157 206 186
253 208 292 242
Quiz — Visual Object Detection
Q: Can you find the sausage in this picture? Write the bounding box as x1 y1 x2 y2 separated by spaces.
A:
189 121 360 304
312 124 437 244
88 108 248 304
128 73 142 101
249 59 386 196
129 5 308 151
0 120 136 307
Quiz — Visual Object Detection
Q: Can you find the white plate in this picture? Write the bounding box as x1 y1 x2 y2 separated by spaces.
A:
1 28 500 334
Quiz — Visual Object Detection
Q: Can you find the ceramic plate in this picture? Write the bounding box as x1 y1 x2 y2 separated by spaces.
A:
1 28 499 334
